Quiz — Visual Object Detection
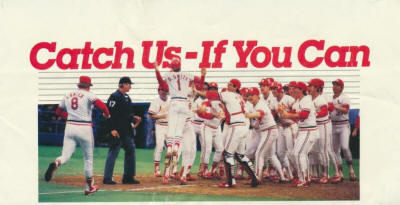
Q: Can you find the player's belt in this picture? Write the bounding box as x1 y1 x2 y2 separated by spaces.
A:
171 97 187 100
228 121 245 127
316 119 330 125
67 120 92 126
332 119 349 125
298 126 317 131
156 121 168 126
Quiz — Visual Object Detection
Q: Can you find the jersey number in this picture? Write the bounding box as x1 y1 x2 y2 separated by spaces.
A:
177 74 181 91
71 97 79 110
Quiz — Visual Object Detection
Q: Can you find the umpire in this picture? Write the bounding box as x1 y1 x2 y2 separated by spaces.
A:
103 76 141 184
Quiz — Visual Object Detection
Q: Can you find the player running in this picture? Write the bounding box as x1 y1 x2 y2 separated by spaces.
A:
44 76 110 195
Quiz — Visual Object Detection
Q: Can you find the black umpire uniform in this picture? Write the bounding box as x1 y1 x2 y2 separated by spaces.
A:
103 76 140 184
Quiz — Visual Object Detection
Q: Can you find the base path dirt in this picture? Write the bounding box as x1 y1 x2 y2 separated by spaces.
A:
53 174 359 200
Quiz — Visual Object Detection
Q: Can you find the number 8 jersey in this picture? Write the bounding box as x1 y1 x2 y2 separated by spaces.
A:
59 89 99 122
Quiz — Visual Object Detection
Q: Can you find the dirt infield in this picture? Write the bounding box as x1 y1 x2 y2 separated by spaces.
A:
53 174 359 200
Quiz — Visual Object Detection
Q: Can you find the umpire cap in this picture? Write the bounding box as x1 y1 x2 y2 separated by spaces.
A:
119 76 133 85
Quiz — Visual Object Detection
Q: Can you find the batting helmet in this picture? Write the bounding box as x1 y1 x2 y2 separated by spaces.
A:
209 82 218 89
240 87 250 96
295 81 308 92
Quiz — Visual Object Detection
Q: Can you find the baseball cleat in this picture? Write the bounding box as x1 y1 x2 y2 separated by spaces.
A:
171 172 180 180
180 177 187 185
186 174 196 181
162 176 169 185
318 176 329 184
234 174 245 180
154 171 162 177
44 162 58 182
218 182 237 188
84 185 99 195
293 180 308 188
349 173 357 181
329 175 342 184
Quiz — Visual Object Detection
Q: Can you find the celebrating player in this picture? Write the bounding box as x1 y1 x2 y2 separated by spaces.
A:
44 76 110 195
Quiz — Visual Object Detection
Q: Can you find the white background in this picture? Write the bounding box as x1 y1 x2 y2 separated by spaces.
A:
1 0 400 204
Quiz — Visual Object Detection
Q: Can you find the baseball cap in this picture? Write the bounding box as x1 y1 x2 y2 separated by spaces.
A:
270 82 283 92
288 81 297 87
240 87 250 96
229 79 241 89
119 76 133 84
209 82 218 89
308 78 321 88
259 78 274 87
332 79 344 87
79 76 93 86
295 81 308 91
171 57 181 70
248 87 260 96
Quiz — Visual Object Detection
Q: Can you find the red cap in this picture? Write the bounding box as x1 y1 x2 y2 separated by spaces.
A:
288 81 297 87
308 78 322 88
248 87 260 96
259 78 274 87
209 82 218 89
171 57 181 70
270 82 283 92
229 79 241 89
240 87 250 96
332 79 344 87
158 83 169 91
296 81 308 92
221 87 227 92
79 76 92 86
319 79 325 88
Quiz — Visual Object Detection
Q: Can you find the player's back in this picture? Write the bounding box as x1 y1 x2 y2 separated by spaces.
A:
62 89 98 122
163 72 194 98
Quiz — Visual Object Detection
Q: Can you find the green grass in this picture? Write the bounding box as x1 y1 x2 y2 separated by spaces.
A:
39 145 359 202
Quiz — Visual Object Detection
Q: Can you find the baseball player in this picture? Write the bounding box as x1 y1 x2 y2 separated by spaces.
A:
148 84 170 177
259 78 279 179
197 79 258 188
308 78 332 184
192 80 208 178
278 81 319 187
330 79 357 181
197 82 225 179
270 81 297 181
44 76 110 195
245 87 287 183
154 59 206 183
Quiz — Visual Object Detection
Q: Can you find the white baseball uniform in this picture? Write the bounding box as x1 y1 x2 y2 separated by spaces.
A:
56 89 99 179
192 97 207 164
162 72 194 152
202 100 224 165
250 100 285 179
276 94 297 177
290 95 319 182
148 96 170 162
330 93 353 165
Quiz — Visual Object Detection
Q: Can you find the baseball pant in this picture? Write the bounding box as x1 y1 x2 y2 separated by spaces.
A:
203 124 224 164
168 100 191 152
332 122 353 165
277 123 297 177
290 128 319 182
56 123 94 178
245 129 259 160
180 119 197 177
192 122 205 163
255 127 284 179
154 123 168 162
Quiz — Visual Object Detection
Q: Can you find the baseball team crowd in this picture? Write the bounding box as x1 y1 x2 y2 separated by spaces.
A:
43 57 360 195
